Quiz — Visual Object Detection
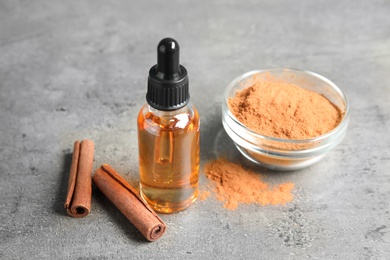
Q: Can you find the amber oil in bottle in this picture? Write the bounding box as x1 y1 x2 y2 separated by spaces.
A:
137 38 200 213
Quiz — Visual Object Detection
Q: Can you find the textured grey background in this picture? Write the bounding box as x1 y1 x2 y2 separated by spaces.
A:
1 0 389 259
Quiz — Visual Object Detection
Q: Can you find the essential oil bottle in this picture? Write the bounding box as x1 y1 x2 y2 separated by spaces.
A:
137 38 200 213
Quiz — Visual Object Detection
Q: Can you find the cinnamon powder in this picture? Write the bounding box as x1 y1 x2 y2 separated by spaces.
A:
203 159 294 210
228 78 342 139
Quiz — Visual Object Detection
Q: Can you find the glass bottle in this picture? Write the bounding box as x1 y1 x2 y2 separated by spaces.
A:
137 38 200 213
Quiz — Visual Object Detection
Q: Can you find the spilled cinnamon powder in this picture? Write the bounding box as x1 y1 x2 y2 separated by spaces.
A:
203 158 294 210
228 78 342 139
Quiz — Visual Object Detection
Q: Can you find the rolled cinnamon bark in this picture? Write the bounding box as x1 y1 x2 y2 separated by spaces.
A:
64 140 94 218
93 164 166 241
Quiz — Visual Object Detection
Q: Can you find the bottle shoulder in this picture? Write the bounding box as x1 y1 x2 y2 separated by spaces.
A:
138 103 199 131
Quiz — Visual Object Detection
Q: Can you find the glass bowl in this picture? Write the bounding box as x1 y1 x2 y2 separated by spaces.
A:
222 68 350 171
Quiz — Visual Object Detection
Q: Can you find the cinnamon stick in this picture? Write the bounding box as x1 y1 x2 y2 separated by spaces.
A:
92 164 166 241
64 140 94 218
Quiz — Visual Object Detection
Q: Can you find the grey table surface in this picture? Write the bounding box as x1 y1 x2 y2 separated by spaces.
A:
1 0 389 259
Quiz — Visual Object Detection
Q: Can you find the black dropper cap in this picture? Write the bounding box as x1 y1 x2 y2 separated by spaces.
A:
146 38 189 111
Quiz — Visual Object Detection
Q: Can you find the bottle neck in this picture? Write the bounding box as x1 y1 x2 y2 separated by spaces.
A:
147 103 191 117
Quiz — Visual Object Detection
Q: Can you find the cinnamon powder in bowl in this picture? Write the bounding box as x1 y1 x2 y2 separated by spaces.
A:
222 68 350 171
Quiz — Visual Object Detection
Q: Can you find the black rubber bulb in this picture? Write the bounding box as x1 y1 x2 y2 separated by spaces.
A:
156 38 180 80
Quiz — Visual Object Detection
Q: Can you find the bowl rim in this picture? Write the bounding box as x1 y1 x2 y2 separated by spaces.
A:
223 68 350 144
